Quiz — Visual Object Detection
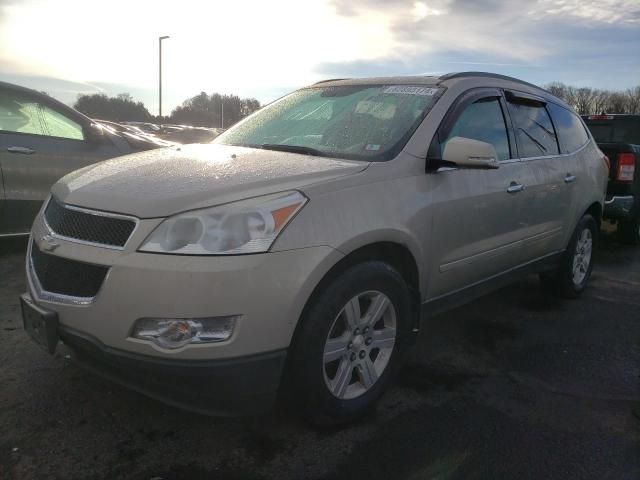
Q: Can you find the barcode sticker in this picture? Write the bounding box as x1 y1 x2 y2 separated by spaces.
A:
383 86 440 96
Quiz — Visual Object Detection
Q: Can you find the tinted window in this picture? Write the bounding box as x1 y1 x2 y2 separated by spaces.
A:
443 97 510 161
0 90 83 140
586 123 613 143
507 100 559 158
584 116 640 145
547 103 589 154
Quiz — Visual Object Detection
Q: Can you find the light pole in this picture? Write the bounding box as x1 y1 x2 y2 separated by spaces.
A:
158 35 170 120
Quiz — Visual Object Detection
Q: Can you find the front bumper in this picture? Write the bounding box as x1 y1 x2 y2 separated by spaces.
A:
59 322 287 415
604 195 635 219
26 212 343 361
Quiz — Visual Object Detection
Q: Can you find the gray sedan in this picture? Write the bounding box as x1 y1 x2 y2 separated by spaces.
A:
0 81 162 236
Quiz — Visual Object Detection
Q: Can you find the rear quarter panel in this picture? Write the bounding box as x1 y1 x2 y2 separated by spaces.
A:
567 140 607 242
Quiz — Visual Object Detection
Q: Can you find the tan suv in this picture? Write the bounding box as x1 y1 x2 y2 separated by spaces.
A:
21 72 608 425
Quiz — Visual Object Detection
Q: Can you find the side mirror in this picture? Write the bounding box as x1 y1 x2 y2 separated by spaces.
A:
442 136 499 169
85 123 106 143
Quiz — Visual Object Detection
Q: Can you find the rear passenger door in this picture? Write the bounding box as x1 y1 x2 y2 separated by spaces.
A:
504 90 571 262
547 103 593 239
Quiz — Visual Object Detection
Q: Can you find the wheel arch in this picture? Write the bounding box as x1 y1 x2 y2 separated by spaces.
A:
585 201 603 227
289 240 422 354
564 200 603 249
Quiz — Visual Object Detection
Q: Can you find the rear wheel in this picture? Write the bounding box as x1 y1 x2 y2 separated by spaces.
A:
618 215 640 245
541 214 597 298
287 261 412 427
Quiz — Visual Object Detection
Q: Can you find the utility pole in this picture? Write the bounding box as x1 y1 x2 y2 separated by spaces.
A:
221 99 224 129
158 35 170 120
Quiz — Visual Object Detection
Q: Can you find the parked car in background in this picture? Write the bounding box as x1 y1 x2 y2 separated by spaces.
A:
0 81 167 237
94 119 176 149
158 125 220 144
121 121 161 134
583 114 640 243
21 73 607 426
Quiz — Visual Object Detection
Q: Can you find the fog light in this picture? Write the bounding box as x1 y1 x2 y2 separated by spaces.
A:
132 316 238 350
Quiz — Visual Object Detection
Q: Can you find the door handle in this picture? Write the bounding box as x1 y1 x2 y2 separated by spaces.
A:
7 146 35 154
564 174 577 184
507 182 525 194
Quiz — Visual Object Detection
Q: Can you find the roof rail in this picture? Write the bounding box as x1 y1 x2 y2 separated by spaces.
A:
439 72 544 92
313 78 350 85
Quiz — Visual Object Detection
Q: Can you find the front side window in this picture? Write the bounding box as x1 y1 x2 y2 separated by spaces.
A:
443 97 510 161
547 103 589 154
40 105 84 140
507 100 559 158
0 91 84 140
0 91 46 135
214 85 443 161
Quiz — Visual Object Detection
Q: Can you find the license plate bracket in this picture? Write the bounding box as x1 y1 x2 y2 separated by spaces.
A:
21 294 59 354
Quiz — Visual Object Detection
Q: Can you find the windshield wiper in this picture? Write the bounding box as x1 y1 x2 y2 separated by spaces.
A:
260 143 327 157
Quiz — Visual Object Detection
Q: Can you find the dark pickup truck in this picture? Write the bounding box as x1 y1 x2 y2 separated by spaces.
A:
583 114 640 243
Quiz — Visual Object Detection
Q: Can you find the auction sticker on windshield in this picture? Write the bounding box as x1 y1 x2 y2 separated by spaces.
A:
383 86 440 96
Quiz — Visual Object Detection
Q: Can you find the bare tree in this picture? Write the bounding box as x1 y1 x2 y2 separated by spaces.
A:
544 82 640 115
626 86 640 114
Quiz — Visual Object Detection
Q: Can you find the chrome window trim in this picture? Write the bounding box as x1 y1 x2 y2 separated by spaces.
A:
514 134 591 163
43 196 140 250
27 239 110 306
0 232 30 238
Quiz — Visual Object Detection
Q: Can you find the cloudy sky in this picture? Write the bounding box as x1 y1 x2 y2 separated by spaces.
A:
1 0 638 114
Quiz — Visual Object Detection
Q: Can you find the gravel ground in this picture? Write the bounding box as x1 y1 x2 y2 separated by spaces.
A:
1 231 638 480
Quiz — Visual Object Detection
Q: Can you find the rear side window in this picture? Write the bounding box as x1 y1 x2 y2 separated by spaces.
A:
443 97 510 161
506 100 559 158
547 103 589 154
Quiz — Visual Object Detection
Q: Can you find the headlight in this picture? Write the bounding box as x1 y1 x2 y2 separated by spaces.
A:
139 191 307 255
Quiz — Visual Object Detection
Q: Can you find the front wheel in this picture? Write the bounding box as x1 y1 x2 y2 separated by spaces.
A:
286 261 412 427
541 214 597 298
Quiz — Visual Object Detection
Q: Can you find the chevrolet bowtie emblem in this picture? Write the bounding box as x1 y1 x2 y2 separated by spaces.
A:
40 234 60 252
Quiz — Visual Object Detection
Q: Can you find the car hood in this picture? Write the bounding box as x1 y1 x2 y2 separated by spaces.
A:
51 144 369 218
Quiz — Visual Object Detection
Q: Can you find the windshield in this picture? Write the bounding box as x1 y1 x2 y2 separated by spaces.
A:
214 85 443 161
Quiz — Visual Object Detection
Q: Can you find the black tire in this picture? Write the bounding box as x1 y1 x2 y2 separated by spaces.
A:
286 261 412 427
618 215 640 245
540 214 598 299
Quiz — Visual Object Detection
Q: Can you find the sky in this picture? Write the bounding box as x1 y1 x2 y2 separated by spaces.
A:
0 0 638 115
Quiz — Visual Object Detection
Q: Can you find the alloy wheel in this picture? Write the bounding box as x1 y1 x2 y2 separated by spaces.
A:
322 290 397 400
572 228 593 285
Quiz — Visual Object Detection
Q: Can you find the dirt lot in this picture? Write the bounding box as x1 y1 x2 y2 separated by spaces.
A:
1 232 639 480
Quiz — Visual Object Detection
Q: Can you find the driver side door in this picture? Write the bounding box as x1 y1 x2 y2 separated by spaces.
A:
426 89 531 298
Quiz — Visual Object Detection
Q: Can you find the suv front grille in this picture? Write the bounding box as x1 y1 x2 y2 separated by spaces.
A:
30 244 109 300
44 197 136 248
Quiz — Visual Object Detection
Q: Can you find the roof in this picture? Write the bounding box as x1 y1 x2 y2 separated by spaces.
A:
309 71 562 105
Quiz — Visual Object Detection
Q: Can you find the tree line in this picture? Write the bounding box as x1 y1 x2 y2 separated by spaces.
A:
544 82 640 115
74 91 261 127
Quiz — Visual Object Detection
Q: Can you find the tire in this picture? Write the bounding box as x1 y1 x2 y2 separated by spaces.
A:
286 261 412 427
541 214 598 299
618 215 640 245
